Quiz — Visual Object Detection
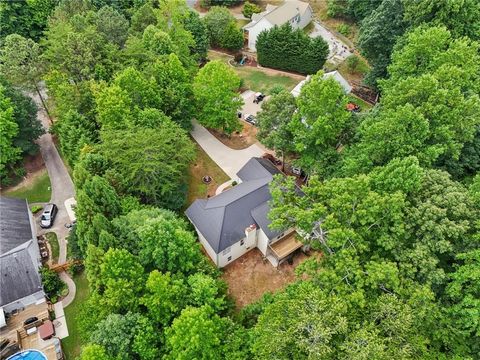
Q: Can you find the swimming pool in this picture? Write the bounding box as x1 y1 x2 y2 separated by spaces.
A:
6 350 47 360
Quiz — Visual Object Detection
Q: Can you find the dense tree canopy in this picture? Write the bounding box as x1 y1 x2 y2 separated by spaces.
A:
5 0 479 359
257 23 329 75
98 124 195 209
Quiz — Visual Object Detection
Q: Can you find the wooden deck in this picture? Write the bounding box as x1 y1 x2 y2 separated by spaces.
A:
269 232 303 259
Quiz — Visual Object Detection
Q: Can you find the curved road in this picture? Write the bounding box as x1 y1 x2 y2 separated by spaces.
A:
30 88 77 307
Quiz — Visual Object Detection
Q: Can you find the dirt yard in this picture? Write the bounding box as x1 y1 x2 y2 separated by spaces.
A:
208 121 259 150
222 248 311 308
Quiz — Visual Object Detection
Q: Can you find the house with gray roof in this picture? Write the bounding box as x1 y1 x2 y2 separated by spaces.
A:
0 196 45 319
243 0 313 51
186 158 303 268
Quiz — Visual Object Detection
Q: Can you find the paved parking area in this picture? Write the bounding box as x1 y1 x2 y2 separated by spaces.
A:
240 90 269 120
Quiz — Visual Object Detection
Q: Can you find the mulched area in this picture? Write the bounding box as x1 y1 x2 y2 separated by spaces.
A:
208 121 259 150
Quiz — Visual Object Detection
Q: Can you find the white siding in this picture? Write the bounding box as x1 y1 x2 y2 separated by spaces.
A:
194 226 219 266
247 18 273 51
257 229 270 255
217 237 254 268
298 6 313 29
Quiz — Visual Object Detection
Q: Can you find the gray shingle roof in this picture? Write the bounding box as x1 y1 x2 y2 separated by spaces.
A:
0 245 43 307
185 158 281 252
251 202 281 239
0 196 34 256
244 1 310 28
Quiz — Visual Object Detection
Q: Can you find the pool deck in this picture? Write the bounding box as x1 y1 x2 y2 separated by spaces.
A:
0 302 59 360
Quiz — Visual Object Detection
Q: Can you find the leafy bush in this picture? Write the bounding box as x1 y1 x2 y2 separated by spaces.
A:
31 205 43 213
220 22 244 50
242 1 261 19
345 54 369 74
270 85 285 95
337 23 351 36
256 23 329 75
200 0 242 9
203 6 244 51
346 54 359 72
40 267 65 302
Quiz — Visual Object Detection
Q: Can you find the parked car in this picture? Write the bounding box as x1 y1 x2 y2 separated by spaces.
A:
291 166 302 176
24 317 38 326
244 114 257 125
40 203 58 228
253 92 265 104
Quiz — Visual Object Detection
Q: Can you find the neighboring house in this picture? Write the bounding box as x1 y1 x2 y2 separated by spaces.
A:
243 0 313 51
0 197 45 320
186 158 303 268
291 70 352 97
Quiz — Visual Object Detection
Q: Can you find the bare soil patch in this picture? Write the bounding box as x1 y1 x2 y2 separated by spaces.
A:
222 248 311 308
208 121 258 150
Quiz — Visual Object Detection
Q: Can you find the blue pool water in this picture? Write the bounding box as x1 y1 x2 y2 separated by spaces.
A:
7 350 47 360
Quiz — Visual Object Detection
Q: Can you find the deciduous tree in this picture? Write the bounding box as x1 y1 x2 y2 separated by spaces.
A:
193 60 243 135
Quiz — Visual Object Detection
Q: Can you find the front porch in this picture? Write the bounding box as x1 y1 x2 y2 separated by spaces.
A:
266 231 303 267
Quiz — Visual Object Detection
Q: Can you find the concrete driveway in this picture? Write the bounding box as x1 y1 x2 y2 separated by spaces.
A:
32 89 75 265
240 90 269 119
191 121 264 179
30 87 77 309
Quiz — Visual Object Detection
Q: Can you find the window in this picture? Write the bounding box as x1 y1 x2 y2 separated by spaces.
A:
277 233 284 240
240 239 245 246
228 256 232 261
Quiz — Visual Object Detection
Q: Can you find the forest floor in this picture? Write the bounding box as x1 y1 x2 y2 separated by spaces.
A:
222 249 314 308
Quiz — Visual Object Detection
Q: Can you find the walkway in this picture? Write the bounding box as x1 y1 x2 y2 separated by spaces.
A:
191 121 264 179
29 86 77 309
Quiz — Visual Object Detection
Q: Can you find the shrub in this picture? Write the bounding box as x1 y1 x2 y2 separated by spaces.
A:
31 205 43 213
345 54 369 74
40 266 65 302
201 0 242 9
270 85 285 95
204 6 243 51
337 23 351 36
221 22 244 51
257 23 329 75
242 1 261 19
346 54 360 73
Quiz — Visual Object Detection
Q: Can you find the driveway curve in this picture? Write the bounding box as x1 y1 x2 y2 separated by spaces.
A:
191 120 264 179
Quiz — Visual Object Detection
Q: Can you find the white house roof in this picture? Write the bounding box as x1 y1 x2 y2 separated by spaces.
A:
291 71 352 97
244 0 310 29
323 71 352 93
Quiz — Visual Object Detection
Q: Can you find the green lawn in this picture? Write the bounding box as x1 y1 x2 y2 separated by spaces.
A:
62 272 90 360
46 232 59 263
4 169 51 203
236 67 300 94
186 143 230 206
207 50 301 94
